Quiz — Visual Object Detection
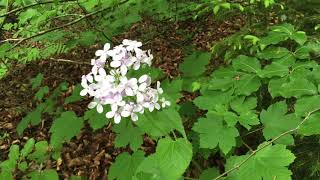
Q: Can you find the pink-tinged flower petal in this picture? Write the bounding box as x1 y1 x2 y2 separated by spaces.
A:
138 74 148 83
114 114 121 124
95 50 104 56
110 60 121 68
120 65 127 76
125 87 134 96
111 104 118 111
131 113 138 121
80 89 88 96
117 101 126 107
91 59 96 65
106 111 115 118
122 39 130 45
133 62 140 70
98 68 106 77
92 66 98 75
97 104 103 113
105 75 115 82
149 105 154 112
104 43 110 51
137 92 144 102
155 103 161 110
129 78 137 85
138 83 147 92
88 101 97 109
86 74 93 83
121 110 131 117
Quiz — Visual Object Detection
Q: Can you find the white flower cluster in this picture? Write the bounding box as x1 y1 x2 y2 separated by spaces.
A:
80 39 170 124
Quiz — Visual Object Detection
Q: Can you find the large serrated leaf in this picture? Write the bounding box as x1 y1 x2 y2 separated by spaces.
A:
232 55 261 74
192 113 239 154
109 151 145 180
260 101 300 145
179 51 211 77
226 143 295 180
135 108 185 138
113 121 144 151
135 138 192 180
49 111 84 150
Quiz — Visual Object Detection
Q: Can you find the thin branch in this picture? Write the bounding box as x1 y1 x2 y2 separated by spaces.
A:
0 0 77 18
213 108 320 180
0 38 24 43
49 58 91 65
241 139 253 152
76 0 113 43
7 0 129 51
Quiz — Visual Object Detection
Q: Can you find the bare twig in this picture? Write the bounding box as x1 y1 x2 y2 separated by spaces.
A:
49 58 91 65
7 0 129 51
213 108 320 180
76 0 113 43
0 38 24 43
241 139 253 152
0 0 77 18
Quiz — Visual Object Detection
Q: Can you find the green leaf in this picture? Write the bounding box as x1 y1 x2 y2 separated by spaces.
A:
232 55 261 74
291 31 307 45
209 68 261 96
49 111 84 150
84 108 109 131
271 23 295 35
258 62 289 78
268 77 287 98
109 151 145 180
136 108 185 138
161 78 183 107
179 51 211 77
0 171 12 180
35 86 49 101
30 73 44 90
192 113 239 154
113 121 144 151
298 112 320 136
64 84 83 104
226 144 295 180
259 31 288 48
135 138 192 180
257 47 290 60
28 141 49 164
21 138 35 157
281 78 317 98
295 95 320 117
8 145 20 161
234 74 261 96
200 168 220 180
18 161 28 172
17 103 46 136
127 65 164 81
194 89 234 110
230 96 257 113
27 169 59 180
260 101 300 145
230 96 260 130
78 31 97 46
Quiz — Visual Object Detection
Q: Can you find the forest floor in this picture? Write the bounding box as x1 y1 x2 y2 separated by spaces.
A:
0 16 245 179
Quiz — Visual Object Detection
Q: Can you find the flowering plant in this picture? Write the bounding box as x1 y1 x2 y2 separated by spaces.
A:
80 40 170 124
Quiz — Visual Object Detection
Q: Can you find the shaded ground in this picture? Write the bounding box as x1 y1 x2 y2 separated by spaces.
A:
0 15 245 179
